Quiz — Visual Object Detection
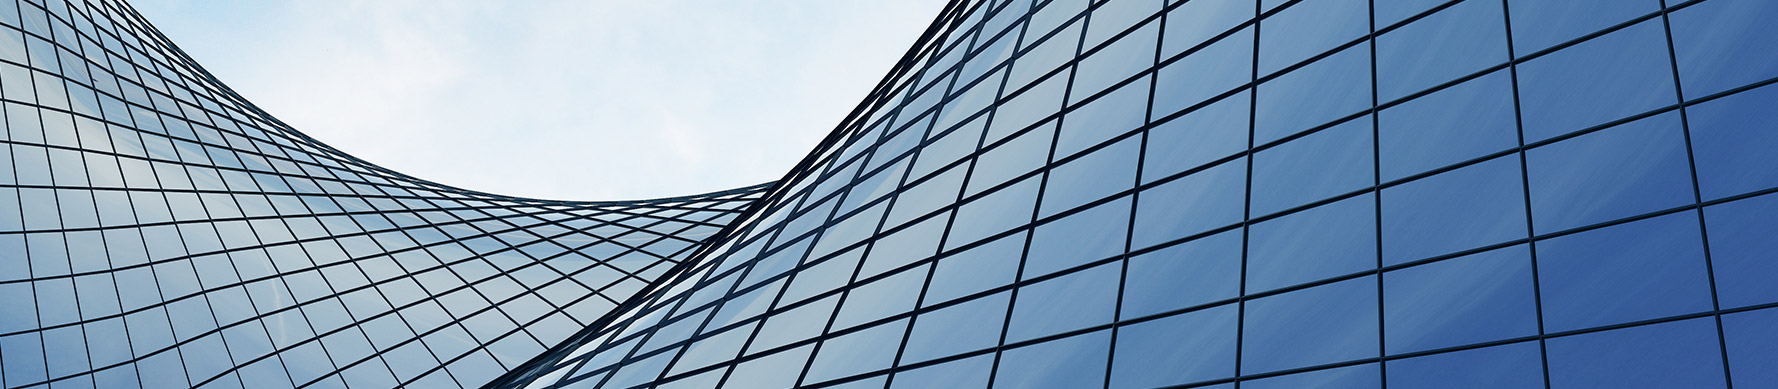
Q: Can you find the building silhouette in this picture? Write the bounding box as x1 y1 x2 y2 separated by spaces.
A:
7 0 1778 388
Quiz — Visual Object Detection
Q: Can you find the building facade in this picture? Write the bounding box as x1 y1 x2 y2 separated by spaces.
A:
492 0 1778 388
5 0 1778 388
0 0 769 387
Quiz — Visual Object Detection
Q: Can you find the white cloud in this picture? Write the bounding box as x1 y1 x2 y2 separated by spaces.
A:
132 0 946 201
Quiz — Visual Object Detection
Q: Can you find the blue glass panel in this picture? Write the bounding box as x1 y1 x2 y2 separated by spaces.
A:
1507 0 1660 55
946 176 1039 249
1375 0 1506 102
1377 71 1518 181
1109 304 1238 388
1243 363 1379 389
1536 212 1713 332
1055 79 1147 158
1142 91 1249 183
889 354 994 389
1251 117 1372 216
924 232 1024 305
1545 318 1727 388
1253 43 1371 144
902 292 1011 364
1703 193 1778 309
1024 197 1130 278
1258 0 1367 76
1671 0 1778 98
1038 137 1138 217
1005 261 1120 342
1383 245 1538 353
1131 160 1244 250
723 345 813 389
1246 195 1376 292
1686 83 1778 200
1385 341 1544 389
1723 308 1778 389
1241 277 1378 374
1525 113 1694 233
1123 230 1241 319
1381 156 1526 265
1516 19 1676 142
1161 0 1253 59
991 330 1111 389
1374 0 1445 28
832 265 929 330
1153 27 1253 117
1070 21 1156 100
803 319 908 385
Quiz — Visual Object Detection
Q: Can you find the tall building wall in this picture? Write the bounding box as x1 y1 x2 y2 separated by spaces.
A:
5 0 1778 388
496 0 1778 388
0 0 769 388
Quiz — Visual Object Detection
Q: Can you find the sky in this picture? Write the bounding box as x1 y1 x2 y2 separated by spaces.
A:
130 0 948 201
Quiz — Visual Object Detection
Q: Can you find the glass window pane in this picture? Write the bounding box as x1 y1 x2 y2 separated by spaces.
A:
1246 195 1376 293
1153 27 1253 117
1254 43 1372 144
1377 71 1518 182
1375 0 1507 102
991 330 1111 389
1142 91 1249 183
1515 19 1676 142
1383 245 1538 354
924 232 1024 305
1536 212 1714 332
1686 83 1778 201
1526 113 1694 233
1243 363 1379 389
1055 79 1148 158
1381 156 1526 265
1161 0 1253 59
1251 117 1373 216
902 292 1011 364
1110 304 1238 388
1546 318 1727 388
890 354 994 389
1702 192 1778 309
1723 307 1778 389
1507 0 1659 54
1038 137 1138 217
803 319 908 385
1258 0 1367 75
1122 230 1241 320
1671 0 1778 98
1025 197 1129 278
1005 262 1120 343
1241 277 1379 374
1133 159 1245 250
1385 341 1544 389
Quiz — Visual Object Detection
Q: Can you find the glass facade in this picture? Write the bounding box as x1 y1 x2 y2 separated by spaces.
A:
0 0 769 387
490 0 1778 388
2 0 1776 388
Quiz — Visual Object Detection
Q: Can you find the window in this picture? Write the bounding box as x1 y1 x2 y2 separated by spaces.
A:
1545 318 1727 388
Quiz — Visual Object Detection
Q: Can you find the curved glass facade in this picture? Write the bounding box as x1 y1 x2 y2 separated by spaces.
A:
0 0 768 387
5 0 1778 388
493 0 1778 388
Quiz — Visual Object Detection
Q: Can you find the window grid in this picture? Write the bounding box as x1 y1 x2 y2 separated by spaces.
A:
498 0 1778 388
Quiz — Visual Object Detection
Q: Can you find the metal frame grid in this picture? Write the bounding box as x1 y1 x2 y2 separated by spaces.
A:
498 0 1778 388
0 0 770 388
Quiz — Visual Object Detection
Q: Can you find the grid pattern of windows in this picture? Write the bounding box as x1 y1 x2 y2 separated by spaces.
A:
497 0 1778 387
0 0 770 388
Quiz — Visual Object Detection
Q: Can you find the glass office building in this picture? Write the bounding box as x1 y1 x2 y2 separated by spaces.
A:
6 0 1778 388
0 0 771 387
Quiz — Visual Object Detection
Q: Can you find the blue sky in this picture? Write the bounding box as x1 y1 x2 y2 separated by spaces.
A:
132 0 947 201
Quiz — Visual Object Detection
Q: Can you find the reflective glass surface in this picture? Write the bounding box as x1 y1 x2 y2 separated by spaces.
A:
8 0 1776 388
